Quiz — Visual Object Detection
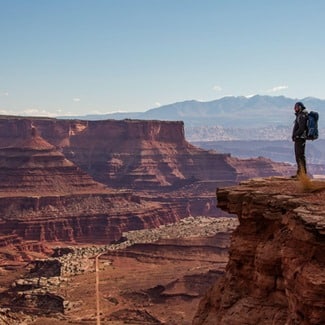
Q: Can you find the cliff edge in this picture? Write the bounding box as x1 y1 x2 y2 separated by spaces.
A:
193 177 325 325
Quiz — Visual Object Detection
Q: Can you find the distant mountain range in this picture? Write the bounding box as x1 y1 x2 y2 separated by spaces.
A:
58 95 324 141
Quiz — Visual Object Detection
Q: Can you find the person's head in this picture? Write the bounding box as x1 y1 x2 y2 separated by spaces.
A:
294 102 305 113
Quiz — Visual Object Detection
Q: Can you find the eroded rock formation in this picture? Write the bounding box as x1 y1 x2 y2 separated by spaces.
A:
0 117 294 190
0 125 187 261
0 117 294 262
193 177 325 325
0 216 238 324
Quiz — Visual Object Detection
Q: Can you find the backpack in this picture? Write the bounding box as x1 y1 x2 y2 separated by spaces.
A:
306 111 319 140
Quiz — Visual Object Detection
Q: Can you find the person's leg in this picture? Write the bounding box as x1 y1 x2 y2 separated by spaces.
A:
295 140 307 175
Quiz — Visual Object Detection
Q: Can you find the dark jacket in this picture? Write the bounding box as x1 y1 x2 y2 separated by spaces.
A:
292 109 308 141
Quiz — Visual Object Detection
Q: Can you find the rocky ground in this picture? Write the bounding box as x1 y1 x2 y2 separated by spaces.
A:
194 177 325 325
0 215 238 325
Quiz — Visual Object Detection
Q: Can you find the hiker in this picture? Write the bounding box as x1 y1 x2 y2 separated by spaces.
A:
292 101 308 177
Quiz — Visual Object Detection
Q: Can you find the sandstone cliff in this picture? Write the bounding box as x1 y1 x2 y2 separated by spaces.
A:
0 116 295 262
0 117 294 189
193 177 325 325
0 126 186 261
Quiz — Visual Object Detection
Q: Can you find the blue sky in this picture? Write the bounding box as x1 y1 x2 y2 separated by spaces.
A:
1 0 325 117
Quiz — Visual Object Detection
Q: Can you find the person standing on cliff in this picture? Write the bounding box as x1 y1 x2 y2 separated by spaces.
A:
292 101 308 177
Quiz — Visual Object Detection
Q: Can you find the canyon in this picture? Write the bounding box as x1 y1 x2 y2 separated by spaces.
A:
0 116 295 255
0 216 238 324
0 116 302 324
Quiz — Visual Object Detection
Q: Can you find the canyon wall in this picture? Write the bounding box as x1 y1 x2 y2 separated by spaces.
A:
0 117 295 261
0 125 186 260
0 117 294 189
193 177 325 325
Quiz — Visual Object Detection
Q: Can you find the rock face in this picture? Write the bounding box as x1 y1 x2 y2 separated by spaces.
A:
0 116 294 262
58 118 241 189
193 177 325 325
225 156 296 181
0 117 294 189
0 126 107 193
0 125 186 260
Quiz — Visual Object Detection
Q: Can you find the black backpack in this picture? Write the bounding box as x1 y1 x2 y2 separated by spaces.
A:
306 111 319 140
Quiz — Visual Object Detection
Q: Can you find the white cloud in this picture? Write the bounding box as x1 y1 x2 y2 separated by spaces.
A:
0 91 9 96
245 94 257 98
213 85 222 92
266 85 288 93
0 107 62 117
103 110 126 113
73 97 81 102
21 108 56 117
155 102 161 107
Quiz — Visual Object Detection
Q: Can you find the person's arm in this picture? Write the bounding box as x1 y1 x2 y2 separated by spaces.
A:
294 114 308 138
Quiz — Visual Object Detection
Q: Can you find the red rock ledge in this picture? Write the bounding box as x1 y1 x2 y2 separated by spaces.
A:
193 177 325 325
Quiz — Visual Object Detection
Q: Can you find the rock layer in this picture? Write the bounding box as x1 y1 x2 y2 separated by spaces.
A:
0 216 238 324
0 126 186 261
0 117 294 190
0 117 294 262
193 177 325 325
